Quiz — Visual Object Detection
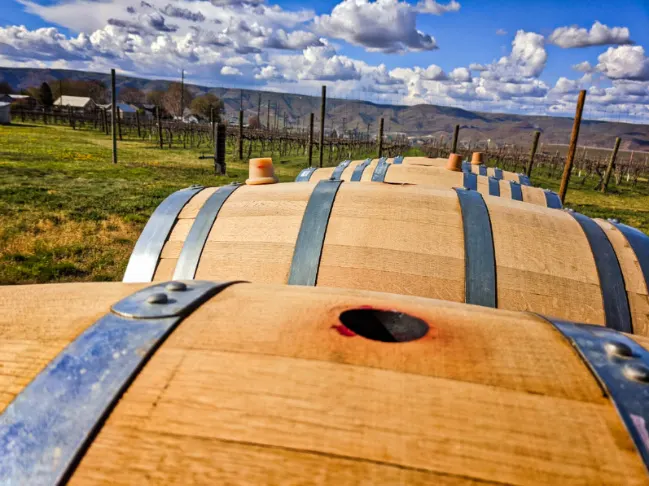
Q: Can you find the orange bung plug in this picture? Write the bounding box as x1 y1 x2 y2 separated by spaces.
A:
471 152 484 165
246 157 278 185
446 153 462 172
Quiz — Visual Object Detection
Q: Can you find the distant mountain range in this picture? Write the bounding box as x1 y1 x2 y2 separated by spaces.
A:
2 66 648 151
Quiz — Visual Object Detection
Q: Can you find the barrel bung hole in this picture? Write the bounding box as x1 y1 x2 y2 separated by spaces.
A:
338 308 429 342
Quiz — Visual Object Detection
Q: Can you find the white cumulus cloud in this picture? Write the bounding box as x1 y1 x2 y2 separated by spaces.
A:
597 45 649 81
313 0 437 53
549 21 633 48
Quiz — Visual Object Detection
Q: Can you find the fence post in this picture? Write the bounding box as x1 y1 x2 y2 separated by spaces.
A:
111 68 118 164
136 110 141 138
214 122 226 175
157 106 163 149
558 90 587 204
266 100 271 130
601 137 622 193
377 117 384 158
451 124 460 153
42 107 47 125
308 112 314 166
525 130 541 177
238 109 244 160
117 108 123 141
319 85 326 167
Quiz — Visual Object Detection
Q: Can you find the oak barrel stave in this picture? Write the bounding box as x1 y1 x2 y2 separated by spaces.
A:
1 281 648 484
125 182 649 336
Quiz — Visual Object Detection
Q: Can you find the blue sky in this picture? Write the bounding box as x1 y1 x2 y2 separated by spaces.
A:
1 0 648 121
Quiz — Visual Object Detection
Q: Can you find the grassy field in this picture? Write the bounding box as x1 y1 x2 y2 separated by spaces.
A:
1 121 648 285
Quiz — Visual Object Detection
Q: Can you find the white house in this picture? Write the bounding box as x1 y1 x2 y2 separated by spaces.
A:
53 96 97 111
0 102 11 124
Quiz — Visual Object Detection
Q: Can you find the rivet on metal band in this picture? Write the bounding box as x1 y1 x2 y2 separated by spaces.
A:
518 174 531 186
0 280 241 485
454 188 497 308
463 171 478 191
295 167 317 182
543 190 562 209
371 157 389 182
538 316 649 474
609 220 649 296
350 158 372 181
568 212 632 333
509 181 523 201
330 159 351 180
392 155 404 164
123 186 204 283
173 183 242 280
493 168 503 180
288 179 342 286
478 165 487 176
488 177 500 197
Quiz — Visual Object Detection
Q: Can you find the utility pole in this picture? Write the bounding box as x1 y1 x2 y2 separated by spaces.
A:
319 85 326 167
180 69 184 119
266 100 271 129
559 90 587 203
111 69 117 164
257 92 261 124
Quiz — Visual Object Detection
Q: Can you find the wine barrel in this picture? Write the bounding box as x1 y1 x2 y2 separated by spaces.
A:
2 280 649 484
400 156 531 184
297 158 558 208
123 182 649 336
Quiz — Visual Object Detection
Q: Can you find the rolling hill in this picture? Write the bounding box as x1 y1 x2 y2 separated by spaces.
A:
1 66 647 151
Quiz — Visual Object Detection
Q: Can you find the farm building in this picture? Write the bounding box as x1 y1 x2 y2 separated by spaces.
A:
0 102 11 124
53 95 97 111
0 94 37 109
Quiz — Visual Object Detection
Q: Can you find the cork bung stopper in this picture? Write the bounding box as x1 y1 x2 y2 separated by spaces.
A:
446 153 462 172
471 152 484 165
246 158 278 185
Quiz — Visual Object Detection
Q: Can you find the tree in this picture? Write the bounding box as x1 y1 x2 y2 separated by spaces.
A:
146 90 165 107
190 93 223 121
248 115 260 129
39 82 54 107
119 87 146 105
162 82 194 118
0 81 13 94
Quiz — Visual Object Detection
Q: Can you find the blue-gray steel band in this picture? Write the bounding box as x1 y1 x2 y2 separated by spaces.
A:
173 183 242 280
392 155 404 164
478 165 487 176
568 211 632 333
123 185 204 283
461 161 471 172
518 174 531 186
330 159 352 180
509 181 523 201
350 158 372 181
295 167 316 182
454 188 497 308
488 177 500 197
463 171 478 191
371 157 390 182
611 221 649 298
493 168 503 180
288 180 343 286
538 316 649 474
544 190 562 209
0 280 240 485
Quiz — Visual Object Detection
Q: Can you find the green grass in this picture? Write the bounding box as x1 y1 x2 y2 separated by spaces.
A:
1 121 647 284
0 122 320 284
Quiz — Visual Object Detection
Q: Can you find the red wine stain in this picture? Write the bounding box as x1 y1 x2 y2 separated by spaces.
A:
331 324 356 337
